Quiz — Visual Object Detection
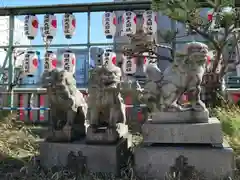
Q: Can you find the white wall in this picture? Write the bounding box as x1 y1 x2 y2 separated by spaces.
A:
0 16 30 67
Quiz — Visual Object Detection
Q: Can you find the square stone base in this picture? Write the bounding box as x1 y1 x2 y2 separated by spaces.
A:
86 124 128 144
142 117 223 145
134 144 234 180
150 109 209 123
39 138 129 176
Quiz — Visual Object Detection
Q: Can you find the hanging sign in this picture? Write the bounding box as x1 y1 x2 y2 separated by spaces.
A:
207 9 221 30
23 51 38 76
142 52 157 72
63 13 76 39
24 15 39 40
44 51 57 71
142 10 157 35
122 55 137 74
43 14 57 40
102 12 117 39
102 49 117 69
62 51 76 73
122 11 137 36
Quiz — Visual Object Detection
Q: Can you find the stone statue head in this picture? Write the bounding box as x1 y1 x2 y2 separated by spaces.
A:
184 42 209 67
41 69 77 109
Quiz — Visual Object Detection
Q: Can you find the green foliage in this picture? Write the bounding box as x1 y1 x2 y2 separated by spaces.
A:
212 105 240 154
152 0 239 76
0 110 10 119
221 0 234 6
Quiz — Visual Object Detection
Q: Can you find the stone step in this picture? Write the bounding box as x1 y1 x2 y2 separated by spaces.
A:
141 117 223 144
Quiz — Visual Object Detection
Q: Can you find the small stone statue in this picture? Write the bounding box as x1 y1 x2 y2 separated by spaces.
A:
139 42 209 122
87 63 127 144
41 69 88 142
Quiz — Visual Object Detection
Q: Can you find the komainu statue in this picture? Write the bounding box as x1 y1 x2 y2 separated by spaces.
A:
140 42 209 122
41 69 88 142
87 63 127 144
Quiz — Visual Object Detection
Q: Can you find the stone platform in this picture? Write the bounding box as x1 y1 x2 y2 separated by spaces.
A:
150 109 209 123
86 124 128 144
134 143 234 180
142 117 223 145
39 138 129 176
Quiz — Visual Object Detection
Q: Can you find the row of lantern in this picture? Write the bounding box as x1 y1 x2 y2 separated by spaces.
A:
102 10 158 39
102 50 154 74
23 50 76 76
23 49 153 77
24 13 76 40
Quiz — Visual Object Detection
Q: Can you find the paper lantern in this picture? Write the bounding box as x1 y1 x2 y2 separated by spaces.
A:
43 14 57 40
63 13 76 39
102 49 116 69
102 12 117 39
122 55 137 75
232 93 240 104
62 51 76 73
24 15 39 40
23 51 38 76
44 51 57 71
142 10 157 35
208 9 214 21
122 11 137 36
142 52 157 72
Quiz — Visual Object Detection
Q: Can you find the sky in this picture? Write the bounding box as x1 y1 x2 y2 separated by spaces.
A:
0 0 113 49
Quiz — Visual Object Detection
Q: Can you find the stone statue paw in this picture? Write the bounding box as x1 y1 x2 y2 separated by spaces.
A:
165 103 185 112
191 100 206 111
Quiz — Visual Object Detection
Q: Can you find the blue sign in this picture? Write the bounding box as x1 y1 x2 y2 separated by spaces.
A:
75 54 88 88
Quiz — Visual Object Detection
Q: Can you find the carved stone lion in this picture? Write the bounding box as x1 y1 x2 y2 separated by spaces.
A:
87 64 127 144
143 42 208 112
41 69 88 142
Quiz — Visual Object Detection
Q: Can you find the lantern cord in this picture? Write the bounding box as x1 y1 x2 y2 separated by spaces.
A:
67 39 70 49
40 26 52 52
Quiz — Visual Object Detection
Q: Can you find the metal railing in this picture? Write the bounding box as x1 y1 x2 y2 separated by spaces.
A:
0 88 147 124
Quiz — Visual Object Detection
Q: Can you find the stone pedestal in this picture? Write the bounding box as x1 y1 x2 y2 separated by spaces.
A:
134 116 235 179
39 138 129 176
86 124 128 144
135 144 234 179
150 109 209 123
142 117 223 145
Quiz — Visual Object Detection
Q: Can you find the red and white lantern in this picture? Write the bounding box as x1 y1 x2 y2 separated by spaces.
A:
122 11 137 36
62 51 76 73
142 52 157 72
207 9 220 30
143 55 148 72
24 15 39 40
142 10 157 35
44 51 57 71
102 49 116 69
43 14 57 40
207 9 214 21
23 50 38 76
102 12 117 39
122 55 137 75
63 13 76 39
